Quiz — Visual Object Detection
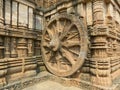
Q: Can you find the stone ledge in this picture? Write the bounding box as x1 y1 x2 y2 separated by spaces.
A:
0 27 42 40
1 71 120 90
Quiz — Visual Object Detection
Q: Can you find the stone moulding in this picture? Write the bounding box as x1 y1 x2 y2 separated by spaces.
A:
0 56 43 85
1 71 120 90
0 26 42 40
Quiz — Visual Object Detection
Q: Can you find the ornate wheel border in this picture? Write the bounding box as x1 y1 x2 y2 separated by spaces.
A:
41 14 88 77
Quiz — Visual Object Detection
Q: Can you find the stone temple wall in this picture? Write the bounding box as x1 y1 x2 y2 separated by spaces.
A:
0 0 120 90
0 0 44 87
43 0 120 89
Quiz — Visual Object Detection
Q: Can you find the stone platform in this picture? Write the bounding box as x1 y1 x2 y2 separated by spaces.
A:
1 71 120 90
23 80 81 90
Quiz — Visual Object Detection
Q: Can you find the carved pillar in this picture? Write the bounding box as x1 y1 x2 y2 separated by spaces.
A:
34 40 41 56
5 37 10 58
86 1 93 26
77 2 85 18
90 0 112 87
28 39 33 57
17 38 27 57
11 38 18 58
0 37 7 86
0 37 4 59
77 2 86 25
0 0 4 26
93 0 104 26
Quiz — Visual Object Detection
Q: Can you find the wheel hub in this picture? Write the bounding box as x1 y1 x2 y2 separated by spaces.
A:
49 35 60 51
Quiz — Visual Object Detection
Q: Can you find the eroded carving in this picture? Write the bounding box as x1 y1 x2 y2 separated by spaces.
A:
42 14 88 77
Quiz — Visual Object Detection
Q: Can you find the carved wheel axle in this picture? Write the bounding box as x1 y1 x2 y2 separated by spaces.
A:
42 14 88 77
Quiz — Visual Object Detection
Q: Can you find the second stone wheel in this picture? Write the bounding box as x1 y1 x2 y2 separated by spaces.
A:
42 14 88 77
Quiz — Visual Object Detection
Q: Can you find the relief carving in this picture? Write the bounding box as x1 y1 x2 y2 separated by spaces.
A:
0 37 4 59
5 37 10 58
11 38 17 58
41 14 88 77
28 39 33 56
17 38 27 57
34 40 41 56
0 0 120 89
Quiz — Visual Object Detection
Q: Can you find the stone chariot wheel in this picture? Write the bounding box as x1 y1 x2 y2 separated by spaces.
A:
42 14 88 77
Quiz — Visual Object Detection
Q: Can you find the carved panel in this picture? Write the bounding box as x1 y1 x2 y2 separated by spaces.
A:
5 37 10 58
28 39 33 57
11 38 17 58
86 1 93 25
12 1 17 27
5 0 11 25
93 0 105 25
35 15 42 30
0 37 4 59
34 40 41 56
19 4 28 28
17 38 27 57
28 8 33 29
0 0 3 18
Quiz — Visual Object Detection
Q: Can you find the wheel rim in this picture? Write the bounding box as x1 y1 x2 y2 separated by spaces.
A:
42 14 88 77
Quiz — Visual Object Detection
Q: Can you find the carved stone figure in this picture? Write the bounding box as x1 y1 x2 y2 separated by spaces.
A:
28 39 33 56
5 37 10 58
11 38 17 58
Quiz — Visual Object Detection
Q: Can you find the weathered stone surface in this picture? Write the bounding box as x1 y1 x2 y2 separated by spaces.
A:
42 13 88 77
0 0 120 90
41 0 120 89
0 0 43 87
0 0 3 26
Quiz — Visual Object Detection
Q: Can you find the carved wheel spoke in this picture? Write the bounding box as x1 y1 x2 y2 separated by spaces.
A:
55 52 63 71
60 48 75 65
62 40 81 47
42 14 88 77
59 23 74 40
43 41 49 48
46 28 53 39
